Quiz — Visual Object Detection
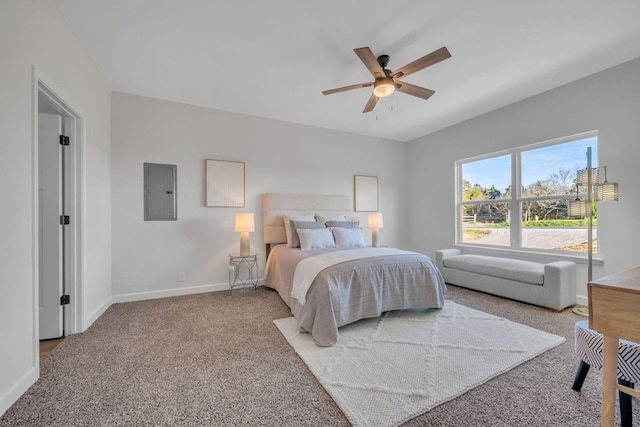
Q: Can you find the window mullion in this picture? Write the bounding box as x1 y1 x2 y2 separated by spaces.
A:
455 160 462 244
511 151 521 248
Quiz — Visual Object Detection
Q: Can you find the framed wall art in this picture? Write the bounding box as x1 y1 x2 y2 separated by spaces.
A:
354 175 378 212
205 159 245 207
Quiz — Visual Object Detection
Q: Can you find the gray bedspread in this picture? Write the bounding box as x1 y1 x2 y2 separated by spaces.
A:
265 245 447 346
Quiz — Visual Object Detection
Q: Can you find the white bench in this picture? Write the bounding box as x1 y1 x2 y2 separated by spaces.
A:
436 249 576 311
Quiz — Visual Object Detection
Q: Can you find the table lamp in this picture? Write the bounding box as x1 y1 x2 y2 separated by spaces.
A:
235 213 255 256
368 213 384 247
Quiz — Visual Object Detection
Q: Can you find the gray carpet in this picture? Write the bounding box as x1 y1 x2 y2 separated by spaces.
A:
1 285 636 426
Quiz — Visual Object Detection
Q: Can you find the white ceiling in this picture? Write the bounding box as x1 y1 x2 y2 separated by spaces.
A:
53 0 640 142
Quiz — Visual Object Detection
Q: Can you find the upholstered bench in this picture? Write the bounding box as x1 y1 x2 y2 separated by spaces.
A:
572 320 640 427
435 249 576 310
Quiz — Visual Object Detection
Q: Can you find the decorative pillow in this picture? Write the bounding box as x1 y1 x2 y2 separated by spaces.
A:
325 220 360 229
291 220 325 230
282 214 316 247
333 227 367 249
297 228 335 251
290 220 326 248
315 213 347 222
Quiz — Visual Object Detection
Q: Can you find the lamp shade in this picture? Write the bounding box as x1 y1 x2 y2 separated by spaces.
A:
595 182 619 202
577 168 598 186
568 199 589 218
368 213 384 230
235 213 255 232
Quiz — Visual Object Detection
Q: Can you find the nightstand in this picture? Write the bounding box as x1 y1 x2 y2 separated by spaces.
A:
228 254 258 296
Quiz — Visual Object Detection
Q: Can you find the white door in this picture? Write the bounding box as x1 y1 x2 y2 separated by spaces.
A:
38 113 64 339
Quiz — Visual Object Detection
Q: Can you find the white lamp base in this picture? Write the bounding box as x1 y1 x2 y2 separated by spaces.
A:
239 231 250 256
371 229 380 247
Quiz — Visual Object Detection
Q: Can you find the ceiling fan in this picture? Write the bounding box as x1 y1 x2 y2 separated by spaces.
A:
322 46 451 113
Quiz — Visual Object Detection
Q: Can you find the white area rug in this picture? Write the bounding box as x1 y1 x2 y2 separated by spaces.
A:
274 300 565 427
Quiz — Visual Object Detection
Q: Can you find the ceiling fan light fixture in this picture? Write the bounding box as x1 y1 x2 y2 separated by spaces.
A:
373 78 395 97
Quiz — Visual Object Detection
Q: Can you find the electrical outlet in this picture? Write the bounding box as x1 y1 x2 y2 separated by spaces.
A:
178 271 186 282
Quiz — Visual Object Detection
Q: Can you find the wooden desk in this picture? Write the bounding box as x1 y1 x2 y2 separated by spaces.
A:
588 266 640 427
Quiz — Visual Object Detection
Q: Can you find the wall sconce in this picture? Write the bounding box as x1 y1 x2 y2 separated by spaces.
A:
235 213 255 256
368 213 384 247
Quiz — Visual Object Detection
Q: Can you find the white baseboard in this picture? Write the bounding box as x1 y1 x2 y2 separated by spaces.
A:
85 296 114 331
113 282 236 304
575 294 588 307
0 367 37 417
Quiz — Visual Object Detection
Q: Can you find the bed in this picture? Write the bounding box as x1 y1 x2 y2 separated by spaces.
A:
263 193 447 346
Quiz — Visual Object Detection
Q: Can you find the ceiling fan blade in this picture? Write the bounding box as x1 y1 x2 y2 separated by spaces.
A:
363 93 379 113
395 81 435 100
322 82 372 95
391 46 451 79
354 47 386 79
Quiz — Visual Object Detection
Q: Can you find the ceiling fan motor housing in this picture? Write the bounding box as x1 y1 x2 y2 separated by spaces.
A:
377 54 390 69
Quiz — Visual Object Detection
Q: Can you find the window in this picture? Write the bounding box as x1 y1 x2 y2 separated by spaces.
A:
457 132 597 254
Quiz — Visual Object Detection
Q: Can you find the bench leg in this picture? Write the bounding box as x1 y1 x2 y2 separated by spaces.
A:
618 380 633 427
572 360 590 391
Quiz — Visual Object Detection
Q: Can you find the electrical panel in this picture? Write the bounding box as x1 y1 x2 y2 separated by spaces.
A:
144 163 177 221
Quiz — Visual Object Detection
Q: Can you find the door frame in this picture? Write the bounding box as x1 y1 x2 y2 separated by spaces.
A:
32 68 84 363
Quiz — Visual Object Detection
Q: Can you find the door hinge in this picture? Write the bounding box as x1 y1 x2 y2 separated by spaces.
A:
60 215 70 225
60 295 70 305
59 135 70 146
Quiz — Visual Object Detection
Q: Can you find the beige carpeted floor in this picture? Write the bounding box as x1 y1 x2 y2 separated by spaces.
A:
1 285 636 426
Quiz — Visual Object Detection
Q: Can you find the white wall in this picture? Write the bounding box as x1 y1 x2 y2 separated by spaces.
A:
407 57 640 304
0 0 112 415
111 92 406 299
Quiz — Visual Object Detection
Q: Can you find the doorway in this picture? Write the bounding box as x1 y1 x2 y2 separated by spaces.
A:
36 81 83 341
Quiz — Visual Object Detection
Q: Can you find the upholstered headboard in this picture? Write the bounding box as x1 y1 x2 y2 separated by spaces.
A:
262 193 353 253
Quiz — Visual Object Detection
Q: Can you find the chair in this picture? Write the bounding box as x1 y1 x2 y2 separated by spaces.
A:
572 320 640 427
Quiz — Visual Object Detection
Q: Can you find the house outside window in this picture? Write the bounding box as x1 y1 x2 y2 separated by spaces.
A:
456 132 598 254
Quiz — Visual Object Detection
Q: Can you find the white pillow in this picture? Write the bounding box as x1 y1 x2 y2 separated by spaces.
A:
283 214 316 247
333 227 367 249
297 228 335 251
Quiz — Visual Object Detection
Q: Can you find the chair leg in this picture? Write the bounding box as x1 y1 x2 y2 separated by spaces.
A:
572 360 591 391
618 380 633 427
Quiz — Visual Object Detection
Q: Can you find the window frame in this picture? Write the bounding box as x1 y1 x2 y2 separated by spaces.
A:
455 130 599 257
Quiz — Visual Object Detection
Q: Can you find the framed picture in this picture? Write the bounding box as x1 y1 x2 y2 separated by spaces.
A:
205 159 245 207
354 175 378 212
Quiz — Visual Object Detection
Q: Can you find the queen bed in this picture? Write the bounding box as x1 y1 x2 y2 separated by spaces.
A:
263 193 446 346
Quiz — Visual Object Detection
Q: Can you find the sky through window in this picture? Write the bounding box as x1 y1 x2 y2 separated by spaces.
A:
462 137 597 192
